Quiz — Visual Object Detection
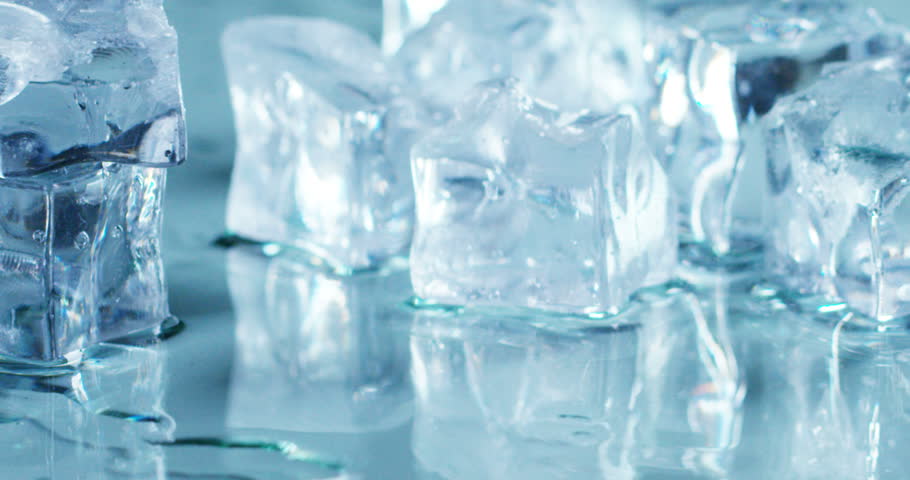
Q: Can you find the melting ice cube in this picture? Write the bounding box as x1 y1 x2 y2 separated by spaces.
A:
394 0 648 112
0 0 185 361
645 1 908 263
765 54 910 322
0 0 186 177
410 78 675 315
223 17 426 271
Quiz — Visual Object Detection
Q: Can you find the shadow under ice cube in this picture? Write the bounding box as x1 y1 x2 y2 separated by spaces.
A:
646 1 908 261
0 0 185 361
765 55 910 322
223 17 423 271
410 79 676 315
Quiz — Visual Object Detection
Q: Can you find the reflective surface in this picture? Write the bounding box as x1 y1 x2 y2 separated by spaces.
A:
6 0 910 478
9 232 910 477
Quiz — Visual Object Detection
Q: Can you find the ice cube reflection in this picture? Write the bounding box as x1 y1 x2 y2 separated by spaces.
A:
0 342 170 479
736 297 910 480
226 246 414 434
634 277 744 477
410 283 743 479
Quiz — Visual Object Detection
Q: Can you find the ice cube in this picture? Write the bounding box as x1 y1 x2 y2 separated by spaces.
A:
764 54 910 322
410 79 676 315
0 0 186 177
0 3 68 106
0 164 171 361
394 0 647 113
0 0 184 361
223 17 425 272
645 1 908 262
382 0 449 54
226 246 413 433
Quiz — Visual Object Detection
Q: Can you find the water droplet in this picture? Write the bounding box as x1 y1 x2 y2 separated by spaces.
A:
74 231 90 250
32 230 46 243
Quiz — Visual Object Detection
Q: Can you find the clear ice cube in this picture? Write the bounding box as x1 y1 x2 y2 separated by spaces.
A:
0 0 186 177
764 54 910 322
394 0 647 112
410 79 676 315
0 165 170 361
382 0 449 54
0 0 184 361
223 17 425 271
645 1 908 261
0 3 68 106
226 246 413 433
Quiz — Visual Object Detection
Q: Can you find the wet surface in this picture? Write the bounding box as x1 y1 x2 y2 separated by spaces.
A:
7 217 910 478
5 1 910 478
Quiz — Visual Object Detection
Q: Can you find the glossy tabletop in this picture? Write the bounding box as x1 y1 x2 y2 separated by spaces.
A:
4 1 910 479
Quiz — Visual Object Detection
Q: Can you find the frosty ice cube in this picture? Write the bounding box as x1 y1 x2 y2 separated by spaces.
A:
0 0 184 361
394 0 647 113
223 17 425 272
410 79 676 315
226 246 413 433
645 1 907 262
0 165 170 361
764 55 910 322
0 0 186 177
382 0 449 54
